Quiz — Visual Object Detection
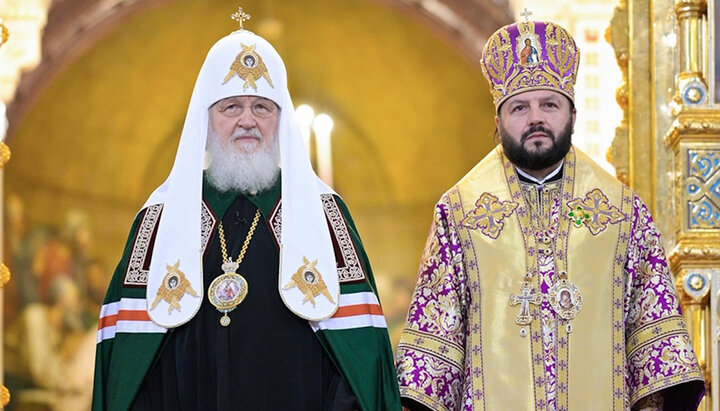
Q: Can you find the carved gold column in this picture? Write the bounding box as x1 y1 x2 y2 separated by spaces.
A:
607 0 655 207
613 0 715 406
607 0 630 186
666 111 719 410
665 1 714 409
675 0 708 105
0 17 10 410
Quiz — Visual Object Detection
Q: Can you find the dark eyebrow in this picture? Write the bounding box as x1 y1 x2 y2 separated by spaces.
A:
539 95 562 103
507 98 529 106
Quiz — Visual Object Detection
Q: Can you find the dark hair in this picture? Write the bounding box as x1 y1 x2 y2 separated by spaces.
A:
492 127 500 144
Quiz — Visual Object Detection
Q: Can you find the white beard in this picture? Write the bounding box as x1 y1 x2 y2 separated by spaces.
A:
205 129 280 194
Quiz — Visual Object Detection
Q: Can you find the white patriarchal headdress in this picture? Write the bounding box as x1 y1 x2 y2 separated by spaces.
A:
143 23 340 327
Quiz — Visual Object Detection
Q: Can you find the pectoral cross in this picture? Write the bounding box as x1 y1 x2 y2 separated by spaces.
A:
509 280 541 330
520 8 533 21
231 7 251 30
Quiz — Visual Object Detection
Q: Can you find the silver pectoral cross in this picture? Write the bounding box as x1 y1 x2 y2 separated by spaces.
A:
509 280 541 336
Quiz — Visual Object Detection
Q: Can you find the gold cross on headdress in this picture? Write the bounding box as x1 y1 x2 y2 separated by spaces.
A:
231 7 251 30
520 8 533 21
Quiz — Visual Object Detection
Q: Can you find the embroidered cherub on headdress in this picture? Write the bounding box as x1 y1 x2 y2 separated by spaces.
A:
223 43 274 90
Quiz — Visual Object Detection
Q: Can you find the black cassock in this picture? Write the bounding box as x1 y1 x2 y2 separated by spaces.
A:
132 193 357 411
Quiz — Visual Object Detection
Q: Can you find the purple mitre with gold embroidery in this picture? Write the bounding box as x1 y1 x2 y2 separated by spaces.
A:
479 20 580 109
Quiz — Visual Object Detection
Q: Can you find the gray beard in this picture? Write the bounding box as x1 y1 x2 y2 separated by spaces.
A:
205 130 280 194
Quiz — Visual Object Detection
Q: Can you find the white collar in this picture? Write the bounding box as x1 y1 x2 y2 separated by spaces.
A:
515 161 564 185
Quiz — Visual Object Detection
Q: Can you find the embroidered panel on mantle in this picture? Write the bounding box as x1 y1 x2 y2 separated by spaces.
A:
123 202 216 286
268 194 367 284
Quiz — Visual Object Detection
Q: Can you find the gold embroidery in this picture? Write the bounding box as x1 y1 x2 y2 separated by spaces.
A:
150 260 199 313
501 147 578 407
460 192 518 239
480 21 580 107
398 329 464 370
269 195 367 283
566 188 626 234
519 180 562 231
283 257 335 307
223 44 274 90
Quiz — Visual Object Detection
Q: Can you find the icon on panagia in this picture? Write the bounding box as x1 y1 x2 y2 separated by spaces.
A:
223 43 274 90
150 260 199 313
284 257 335 307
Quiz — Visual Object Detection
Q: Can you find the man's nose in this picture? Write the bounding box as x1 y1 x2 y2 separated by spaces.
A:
236 108 256 129
527 105 545 125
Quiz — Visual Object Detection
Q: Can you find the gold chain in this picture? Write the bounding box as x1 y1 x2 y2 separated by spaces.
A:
218 209 261 264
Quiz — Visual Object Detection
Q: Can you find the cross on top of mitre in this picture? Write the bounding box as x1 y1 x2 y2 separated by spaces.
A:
520 8 533 21
231 7 251 30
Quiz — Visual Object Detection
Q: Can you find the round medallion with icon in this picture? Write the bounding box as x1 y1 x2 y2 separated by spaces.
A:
208 272 249 326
